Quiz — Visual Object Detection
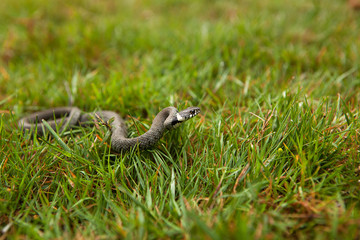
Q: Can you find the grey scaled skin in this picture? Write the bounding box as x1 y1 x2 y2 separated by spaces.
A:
18 106 201 152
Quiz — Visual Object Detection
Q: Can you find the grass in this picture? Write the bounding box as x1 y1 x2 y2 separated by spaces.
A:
1 0 360 239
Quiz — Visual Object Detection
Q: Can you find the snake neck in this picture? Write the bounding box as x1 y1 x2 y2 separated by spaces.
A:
110 107 175 152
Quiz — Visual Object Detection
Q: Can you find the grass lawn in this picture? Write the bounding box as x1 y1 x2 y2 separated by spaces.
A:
1 0 360 239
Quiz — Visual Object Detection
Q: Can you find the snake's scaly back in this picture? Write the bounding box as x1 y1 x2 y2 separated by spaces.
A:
18 106 200 152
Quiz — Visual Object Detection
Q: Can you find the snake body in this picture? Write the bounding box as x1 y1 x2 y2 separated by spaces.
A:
18 106 200 152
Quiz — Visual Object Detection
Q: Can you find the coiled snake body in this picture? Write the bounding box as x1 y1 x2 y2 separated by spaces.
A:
18 106 200 152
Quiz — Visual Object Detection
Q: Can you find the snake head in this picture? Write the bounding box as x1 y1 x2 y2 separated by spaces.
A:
169 106 201 129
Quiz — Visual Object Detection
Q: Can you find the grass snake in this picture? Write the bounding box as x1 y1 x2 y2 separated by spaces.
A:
18 106 200 152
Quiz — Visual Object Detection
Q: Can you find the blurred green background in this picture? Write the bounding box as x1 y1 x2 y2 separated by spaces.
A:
1 0 359 111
